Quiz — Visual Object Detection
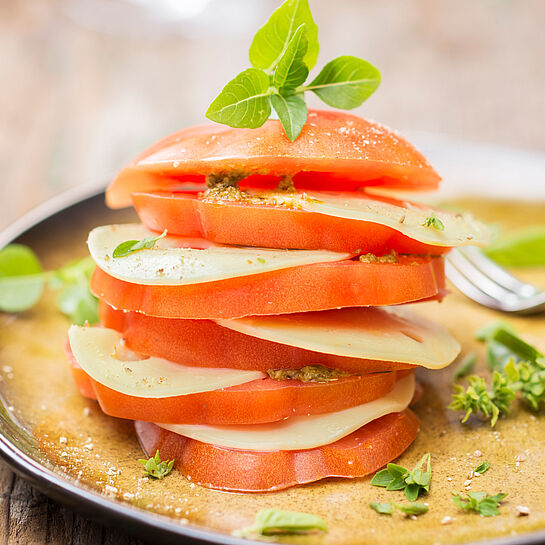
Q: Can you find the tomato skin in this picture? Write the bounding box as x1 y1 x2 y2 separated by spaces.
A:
91 256 445 320
100 303 414 374
133 191 451 255
134 410 419 492
106 110 440 208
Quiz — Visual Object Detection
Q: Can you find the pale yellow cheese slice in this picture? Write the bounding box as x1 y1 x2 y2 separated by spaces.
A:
88 224 350 285
217 307 460 369
68 326 264 398
157 374 414 451
300 191 491 247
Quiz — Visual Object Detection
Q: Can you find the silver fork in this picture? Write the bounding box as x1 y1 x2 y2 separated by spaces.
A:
445 247 545 314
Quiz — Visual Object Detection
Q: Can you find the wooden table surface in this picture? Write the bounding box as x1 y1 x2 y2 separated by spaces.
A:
1 0 544 543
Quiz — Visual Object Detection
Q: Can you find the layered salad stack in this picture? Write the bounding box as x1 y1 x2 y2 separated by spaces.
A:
66 110 490 491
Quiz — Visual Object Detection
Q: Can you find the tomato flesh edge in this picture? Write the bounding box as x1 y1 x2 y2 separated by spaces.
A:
100 303 415 374
106 110 440 208
90 256 445 320
134 409 419 492
133 190 450 255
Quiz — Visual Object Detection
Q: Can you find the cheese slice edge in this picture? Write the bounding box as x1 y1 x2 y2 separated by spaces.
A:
217 307 461 369
87 224 351 286
157 374 414 451
68 326 264 398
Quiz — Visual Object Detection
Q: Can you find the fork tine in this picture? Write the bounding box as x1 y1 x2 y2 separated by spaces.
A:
446 249 519 303
444 259 506 310
458 247 540 298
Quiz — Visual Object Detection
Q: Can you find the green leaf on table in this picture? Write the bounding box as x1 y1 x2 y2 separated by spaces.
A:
206 69 272 129
492 327 544 367
112 230 167 259
474 461 490 475
486 226 545 266
234 509 327 538
273 24 309 91
475 321 516 342
138 450 174 479
369 502 393 515
394 502 429 516
0 244 44 312
271 93 308 141
249 0 319 72
452 491 506 517
306 56 381 109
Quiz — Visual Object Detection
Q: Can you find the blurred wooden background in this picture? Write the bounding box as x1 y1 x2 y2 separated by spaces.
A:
0 0 544 543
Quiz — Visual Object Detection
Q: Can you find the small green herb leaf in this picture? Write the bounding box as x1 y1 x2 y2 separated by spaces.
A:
485 226 545 267
449 372 515 426
422 214 445 231
451 491 506 517
394 502 429 516
206 69 272 129
249 0 319 71
0 244 45 312
138 450 174 479
475 321 516 342
492 327 544 366
273 24 309 91
234 509 327 538
474 461 490 475
369 502 393 515
112 230 167 259
271 93 308 141
454 353 477 380
306 56 380 109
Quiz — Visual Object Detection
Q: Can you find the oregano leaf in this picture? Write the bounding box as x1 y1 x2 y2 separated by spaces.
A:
206 68 272 129
271 93 308 141
249 0 319 71
306 55 381 109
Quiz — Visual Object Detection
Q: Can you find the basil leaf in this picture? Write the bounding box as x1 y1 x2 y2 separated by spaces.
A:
395 502 429 516
386 463 408 478
404 483 420 502
370 468 395 487
273 24 309 91
271 93 308 142
369 502 393 515
57 282 98 325
206 68 272 129
486 226 545 266
0 244 44 312
306 55 381 109
236 509 327 537
112 230 167 258
249 0 319 71
386 476 407 491
474 461 490 475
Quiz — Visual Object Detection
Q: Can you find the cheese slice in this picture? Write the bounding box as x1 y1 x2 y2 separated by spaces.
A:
300 191 491 247
88 224 350 286
68 326 264 397
157 374 414 451
217 307 460 370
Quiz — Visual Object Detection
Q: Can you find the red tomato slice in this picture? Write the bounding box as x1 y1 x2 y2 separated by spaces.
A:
66 341 403 425
106 110 440 208
100 303 415 374
134 410 420 492
133 190 450 254
91 256 445 319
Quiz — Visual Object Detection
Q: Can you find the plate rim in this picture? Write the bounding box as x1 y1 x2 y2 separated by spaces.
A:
1 183 545 545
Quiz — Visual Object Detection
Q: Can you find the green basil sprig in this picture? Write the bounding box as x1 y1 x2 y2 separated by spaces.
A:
0 244 98 325
206 0 380 141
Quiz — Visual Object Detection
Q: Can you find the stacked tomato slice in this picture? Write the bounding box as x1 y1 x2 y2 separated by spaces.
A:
68 110 489 492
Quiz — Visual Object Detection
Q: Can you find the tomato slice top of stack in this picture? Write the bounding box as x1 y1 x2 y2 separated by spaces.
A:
106 110 441 209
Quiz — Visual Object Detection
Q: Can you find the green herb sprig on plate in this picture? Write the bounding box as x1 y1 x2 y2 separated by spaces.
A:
138 450 174 479
206 0 380 141
233 509 327 539
449 322 545 425
370 501 428 517
0 244 98 325
112 230 167 258
451 491 506 517
370 453 431 501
